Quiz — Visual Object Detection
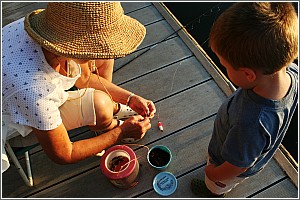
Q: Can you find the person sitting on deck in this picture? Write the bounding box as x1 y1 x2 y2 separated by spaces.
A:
191 2 298 198
2 2 156 172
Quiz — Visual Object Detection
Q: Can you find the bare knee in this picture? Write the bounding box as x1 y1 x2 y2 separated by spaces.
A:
92 90 114 131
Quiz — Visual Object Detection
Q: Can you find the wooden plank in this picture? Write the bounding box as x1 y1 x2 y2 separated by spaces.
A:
153 2 299 191
2 2 48 27
121 2 152 13
26 118 298 198
132 81 225 144
5 126 91 160
2 2 163 197
46 79 224 197
5 32 205 189
2 70 224 198
2 2 34 11
273 146 298 188
252 178 298 198
226 159 291 198
1 131 100 198
125 4 163 26
139 159 293 198
279 145 298 170
4 2 297 198
114 18 178 70
120 56 211 102
27 116 216 197
16 78 222 197
153 2 235 97
114 37 194 85
136 20 177 50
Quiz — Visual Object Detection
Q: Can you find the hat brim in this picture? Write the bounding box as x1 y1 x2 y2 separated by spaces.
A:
24 9 146 59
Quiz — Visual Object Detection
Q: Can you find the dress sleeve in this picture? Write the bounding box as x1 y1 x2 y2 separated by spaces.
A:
5 86 68 131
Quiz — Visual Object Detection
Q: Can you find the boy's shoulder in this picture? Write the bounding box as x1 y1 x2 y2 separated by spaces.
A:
287 62 298 75
287 63 298 93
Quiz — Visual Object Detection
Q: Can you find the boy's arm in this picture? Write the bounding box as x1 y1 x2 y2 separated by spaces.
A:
205 161 248 182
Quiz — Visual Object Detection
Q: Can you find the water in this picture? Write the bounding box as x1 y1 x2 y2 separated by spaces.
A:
164 2 298 162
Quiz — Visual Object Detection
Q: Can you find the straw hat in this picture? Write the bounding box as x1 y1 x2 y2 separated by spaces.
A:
24 2 146 59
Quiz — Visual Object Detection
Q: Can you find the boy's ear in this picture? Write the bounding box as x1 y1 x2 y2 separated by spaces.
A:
240 67 256 82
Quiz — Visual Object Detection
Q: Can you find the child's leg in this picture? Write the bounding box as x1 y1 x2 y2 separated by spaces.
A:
205 174 248 195
204 158 248 195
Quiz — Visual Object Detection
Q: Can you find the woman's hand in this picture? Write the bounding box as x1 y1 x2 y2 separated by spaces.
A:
118 115 152 142
128 95 156 119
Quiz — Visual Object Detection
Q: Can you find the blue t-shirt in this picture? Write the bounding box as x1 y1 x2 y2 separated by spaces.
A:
208 63 298 177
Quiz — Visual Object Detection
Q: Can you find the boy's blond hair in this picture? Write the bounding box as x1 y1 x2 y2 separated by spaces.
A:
209 2 298 75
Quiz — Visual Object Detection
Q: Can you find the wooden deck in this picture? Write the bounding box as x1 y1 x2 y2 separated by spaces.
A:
2 2 298 198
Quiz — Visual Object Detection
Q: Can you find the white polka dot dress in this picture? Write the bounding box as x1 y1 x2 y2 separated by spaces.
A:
2 17 81 131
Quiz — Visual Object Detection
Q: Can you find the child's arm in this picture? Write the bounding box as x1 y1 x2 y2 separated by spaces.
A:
205 161 248 182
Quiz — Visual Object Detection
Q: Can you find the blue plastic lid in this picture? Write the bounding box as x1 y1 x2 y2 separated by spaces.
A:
153 172 177 196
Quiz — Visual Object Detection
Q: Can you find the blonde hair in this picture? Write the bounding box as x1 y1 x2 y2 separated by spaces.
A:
209 2 298 74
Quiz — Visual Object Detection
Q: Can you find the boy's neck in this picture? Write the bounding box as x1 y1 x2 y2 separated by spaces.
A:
252 68 291 100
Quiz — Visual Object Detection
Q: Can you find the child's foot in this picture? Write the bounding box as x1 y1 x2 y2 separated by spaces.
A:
190 179 226 198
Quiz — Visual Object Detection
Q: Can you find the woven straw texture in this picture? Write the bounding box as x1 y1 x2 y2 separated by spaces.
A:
24 2 146 59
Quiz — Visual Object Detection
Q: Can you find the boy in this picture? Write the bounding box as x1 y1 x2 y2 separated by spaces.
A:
191 2 298 197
